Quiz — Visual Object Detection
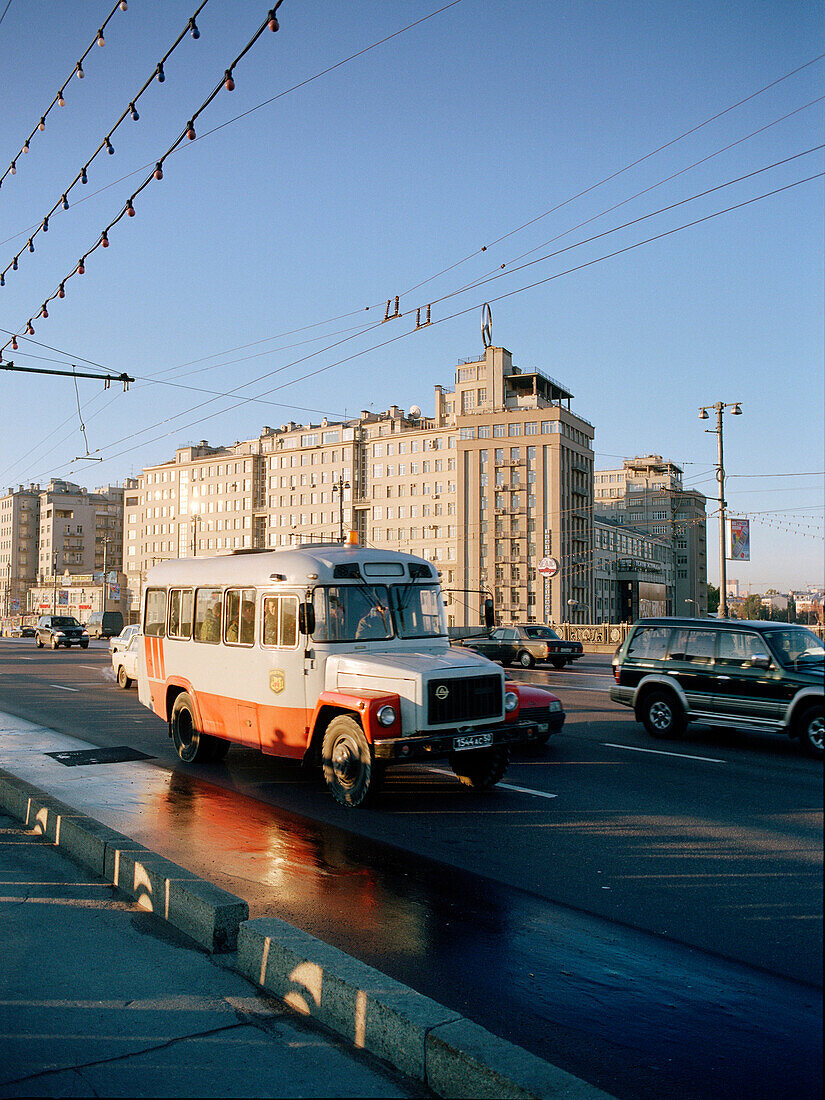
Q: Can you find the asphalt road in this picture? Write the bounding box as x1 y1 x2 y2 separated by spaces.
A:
0 639 822 1099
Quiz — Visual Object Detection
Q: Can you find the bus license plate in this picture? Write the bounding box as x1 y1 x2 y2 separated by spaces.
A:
453 732 494 751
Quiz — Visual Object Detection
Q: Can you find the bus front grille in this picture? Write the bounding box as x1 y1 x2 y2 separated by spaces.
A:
427 675 502 725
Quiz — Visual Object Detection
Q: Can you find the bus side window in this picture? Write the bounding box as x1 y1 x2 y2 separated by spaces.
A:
168 589 183 638
280 597 298 648
178 589 194 638
262 596 279 646
144 588 167 637
194 588 222 644
225 588 255 646
262 595 298 648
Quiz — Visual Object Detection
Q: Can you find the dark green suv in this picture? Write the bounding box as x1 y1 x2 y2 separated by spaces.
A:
611 618 823 757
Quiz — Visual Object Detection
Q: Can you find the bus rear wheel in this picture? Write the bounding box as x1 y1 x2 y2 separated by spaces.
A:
171 693 217 764
322 715 382 808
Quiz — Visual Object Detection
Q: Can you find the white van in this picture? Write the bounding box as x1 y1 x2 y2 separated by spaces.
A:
137 541 542 806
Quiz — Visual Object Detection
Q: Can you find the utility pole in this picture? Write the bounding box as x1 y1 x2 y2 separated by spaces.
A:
52 552 58 615
331 474 350 542
699 401 742 619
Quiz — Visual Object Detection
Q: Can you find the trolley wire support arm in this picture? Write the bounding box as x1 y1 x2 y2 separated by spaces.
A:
0 359 133 389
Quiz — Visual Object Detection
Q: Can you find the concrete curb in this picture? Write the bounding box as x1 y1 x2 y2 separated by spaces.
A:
0 769 248 952
0 767 611 1098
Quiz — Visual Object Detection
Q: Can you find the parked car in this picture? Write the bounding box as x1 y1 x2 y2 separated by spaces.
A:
11 625 36 638
35 615 89 649
459 624 584 669
85 610 124 640
109 624 140 654
112 633 139 688
611 618 824 757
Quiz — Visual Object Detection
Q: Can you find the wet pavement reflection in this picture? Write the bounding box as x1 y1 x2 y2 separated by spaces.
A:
148 767 820 1100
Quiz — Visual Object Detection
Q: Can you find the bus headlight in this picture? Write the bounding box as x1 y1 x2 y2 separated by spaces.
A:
376 705 397 727
504 691 519 713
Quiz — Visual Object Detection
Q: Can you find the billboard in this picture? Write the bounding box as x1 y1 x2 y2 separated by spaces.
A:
729 518 750 561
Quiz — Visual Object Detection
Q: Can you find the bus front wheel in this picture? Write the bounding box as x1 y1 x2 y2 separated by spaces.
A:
171 693 215 764
322 715 382 808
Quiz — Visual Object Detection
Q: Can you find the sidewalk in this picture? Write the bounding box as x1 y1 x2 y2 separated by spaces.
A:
0 809 420 1099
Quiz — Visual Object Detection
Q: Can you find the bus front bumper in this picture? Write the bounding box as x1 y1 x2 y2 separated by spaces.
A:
373 713 564 762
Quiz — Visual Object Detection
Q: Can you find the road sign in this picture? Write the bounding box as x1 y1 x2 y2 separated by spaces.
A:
537 557 559 578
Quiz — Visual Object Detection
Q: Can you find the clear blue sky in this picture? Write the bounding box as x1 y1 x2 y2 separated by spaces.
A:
1 0 822 591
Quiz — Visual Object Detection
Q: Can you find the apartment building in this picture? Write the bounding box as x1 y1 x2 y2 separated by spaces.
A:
0 485 40 616
36 480 124 580
124 345 595 627
594 454 707 616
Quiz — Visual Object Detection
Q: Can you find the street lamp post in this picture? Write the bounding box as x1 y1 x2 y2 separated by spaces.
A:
191 508 201 557
331 475 350 542
699 401 742 620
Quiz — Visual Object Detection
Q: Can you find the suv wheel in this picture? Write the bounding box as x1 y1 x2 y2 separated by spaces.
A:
639 689 686 738
797 704 824 758
36 636 44 648
50 636 59 650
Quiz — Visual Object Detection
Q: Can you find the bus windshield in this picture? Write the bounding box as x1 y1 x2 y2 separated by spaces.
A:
312 583 446 642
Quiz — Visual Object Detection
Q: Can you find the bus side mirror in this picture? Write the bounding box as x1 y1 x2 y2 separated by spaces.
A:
298 603 315 636
483 598 495 629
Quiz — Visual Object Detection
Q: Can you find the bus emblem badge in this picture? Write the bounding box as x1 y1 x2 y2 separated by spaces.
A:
269 669 286 695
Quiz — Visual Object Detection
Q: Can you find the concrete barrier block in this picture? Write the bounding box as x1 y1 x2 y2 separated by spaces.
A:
238 917 461 1082
104 845 248 953
0 771 34 821
56 817 144 878
426 1017 611 1100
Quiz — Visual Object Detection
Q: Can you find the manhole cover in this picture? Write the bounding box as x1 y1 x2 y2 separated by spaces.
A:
46 747 155 767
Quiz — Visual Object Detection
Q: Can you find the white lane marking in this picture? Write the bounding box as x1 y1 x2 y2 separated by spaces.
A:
48 684 79 692
603 742 725 763
428 768 558 800
498 782 558 800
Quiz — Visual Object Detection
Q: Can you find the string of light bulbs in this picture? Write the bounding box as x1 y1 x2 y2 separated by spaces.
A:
0 1 130 196
0 0 214 292
0 3 284 358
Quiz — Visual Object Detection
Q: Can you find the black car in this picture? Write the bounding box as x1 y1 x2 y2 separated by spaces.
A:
611 618 824 757
35 615 90 650
460 624 584 669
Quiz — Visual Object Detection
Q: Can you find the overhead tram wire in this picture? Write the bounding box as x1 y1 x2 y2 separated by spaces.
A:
444 96 825 301
33 168 824 483
9 144 821 486
0 1 131 196
0 2 285 359
0 0 213 291
420 147 825 311
397 52 825 300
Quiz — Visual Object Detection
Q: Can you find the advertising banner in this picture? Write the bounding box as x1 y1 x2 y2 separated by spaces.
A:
729 518 750 561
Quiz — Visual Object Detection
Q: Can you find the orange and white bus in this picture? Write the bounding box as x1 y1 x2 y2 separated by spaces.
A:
137 540 550 805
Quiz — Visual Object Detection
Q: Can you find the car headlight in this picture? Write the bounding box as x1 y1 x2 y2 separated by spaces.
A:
82 631 89 637
54 631 65 637
548 700 562 712
376 705 397 727
504 691 519 713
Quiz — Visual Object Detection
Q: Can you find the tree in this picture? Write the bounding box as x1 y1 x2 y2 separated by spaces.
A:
739 594 767 620
707 584 720 614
